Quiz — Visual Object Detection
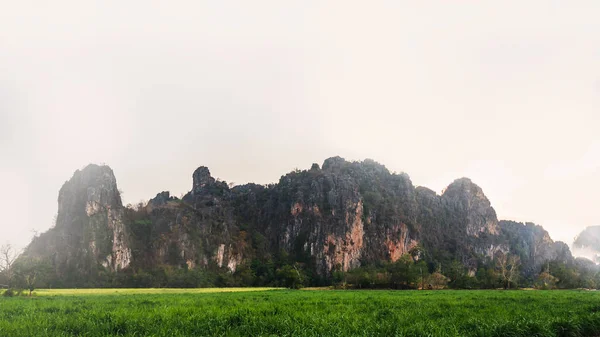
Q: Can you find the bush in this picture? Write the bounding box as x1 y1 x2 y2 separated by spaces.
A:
2 288 26 297
2 288 15 297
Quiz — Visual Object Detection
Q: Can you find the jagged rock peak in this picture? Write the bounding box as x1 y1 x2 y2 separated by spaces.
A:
58 164 122 214
192 166 216 194
442 178 488 203
442 177 499 236
148 191 172 207
321 157 392 176
62 164 118 192
322 156 347 171
53 163 131 273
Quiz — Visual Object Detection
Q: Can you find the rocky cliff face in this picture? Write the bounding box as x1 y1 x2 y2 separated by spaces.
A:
441 178 499 237
125 166 243 274
22 157 578 287
414 178 505 274
499 220 573 280
260 157 421 275
23 165 131 286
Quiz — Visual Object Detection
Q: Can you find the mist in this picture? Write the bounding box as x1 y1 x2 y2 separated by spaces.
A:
1 1 599 253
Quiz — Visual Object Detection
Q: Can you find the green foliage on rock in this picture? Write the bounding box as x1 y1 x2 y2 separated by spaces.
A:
17 159 596 290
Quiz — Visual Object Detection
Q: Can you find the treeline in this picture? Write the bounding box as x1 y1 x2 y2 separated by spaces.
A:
0 248 313 291
3 243 600 291
4 254 599 292
331 254 600 290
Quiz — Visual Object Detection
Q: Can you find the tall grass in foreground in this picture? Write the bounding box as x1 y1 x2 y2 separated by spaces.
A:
1 289 600 336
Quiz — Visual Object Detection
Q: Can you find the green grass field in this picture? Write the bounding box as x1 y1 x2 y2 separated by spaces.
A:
2 289 600 336
34 287 279 296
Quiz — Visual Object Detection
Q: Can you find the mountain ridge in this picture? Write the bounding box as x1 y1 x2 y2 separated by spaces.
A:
19 156 587 288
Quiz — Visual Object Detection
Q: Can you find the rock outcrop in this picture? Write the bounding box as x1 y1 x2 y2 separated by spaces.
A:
23 164 131 286
414 179 504 274
500 220 573 280
442 178 499 237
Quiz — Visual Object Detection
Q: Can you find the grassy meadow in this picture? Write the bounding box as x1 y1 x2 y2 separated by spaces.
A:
1 289 600 336
34 287 279 296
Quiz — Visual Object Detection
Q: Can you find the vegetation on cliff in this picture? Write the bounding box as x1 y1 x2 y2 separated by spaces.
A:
4 157 598 290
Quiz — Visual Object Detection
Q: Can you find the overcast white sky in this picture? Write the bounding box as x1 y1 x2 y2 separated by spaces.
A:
1 1 599 251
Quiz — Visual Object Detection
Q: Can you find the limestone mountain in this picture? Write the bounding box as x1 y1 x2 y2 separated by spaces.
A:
22 165 131 287
21 157 577 288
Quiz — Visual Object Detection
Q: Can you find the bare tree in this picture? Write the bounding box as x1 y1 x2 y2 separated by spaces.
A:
495 252 521 289
23 268 37 297
0 244 19 287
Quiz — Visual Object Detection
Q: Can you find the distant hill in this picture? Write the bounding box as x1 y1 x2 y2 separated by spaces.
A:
573 226 600 263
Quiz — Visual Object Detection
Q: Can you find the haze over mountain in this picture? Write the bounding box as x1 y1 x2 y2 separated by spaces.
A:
2 2 599 252
573 226 600 263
